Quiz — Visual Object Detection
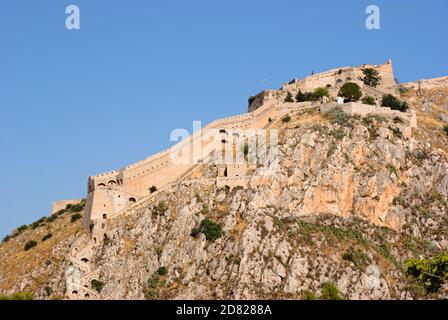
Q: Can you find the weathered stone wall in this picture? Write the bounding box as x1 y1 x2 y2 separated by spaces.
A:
84 94 285 224
320 102 417 138
82 61 408 226
51 199 82 215
401 76 448 91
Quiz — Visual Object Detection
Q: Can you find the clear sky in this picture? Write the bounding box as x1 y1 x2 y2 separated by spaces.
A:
0 0 446 238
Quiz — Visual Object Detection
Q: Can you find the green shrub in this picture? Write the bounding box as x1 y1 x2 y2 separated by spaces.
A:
201 204 209 215
191 219 222 242
406 252 448 293
381 94 409 112
153 201 168 216
91 279 105 293
149 185 157 193
312 87 330 100
24 240 37 251
44 286 53 297
190 227 201 237
2 234 11 243
326 108 351 127
302 290 317 300
338 82 362 102
296 87 329 102
200 219 222 241
71 213 82 223
361 68 382 87
330 128 345 140
296 90 313 102
243 143 249 156
282 115 291 123
157 266 168 276
0 292 34 300
55 209 66 216
342 247 371 270
284 92 294 103
46 215 57 223
362 96 376 105
320 282 343 300
42 233 53 242
31 217 47 229
145 273 161 300
66 200 85 213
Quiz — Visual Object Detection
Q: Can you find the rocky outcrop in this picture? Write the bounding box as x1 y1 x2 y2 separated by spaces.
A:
60 110 447 300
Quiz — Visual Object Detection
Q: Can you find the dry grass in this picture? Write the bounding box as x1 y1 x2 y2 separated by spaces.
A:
0 212 85 294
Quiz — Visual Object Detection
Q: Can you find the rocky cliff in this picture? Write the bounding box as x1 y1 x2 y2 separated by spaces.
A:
1 84 448 300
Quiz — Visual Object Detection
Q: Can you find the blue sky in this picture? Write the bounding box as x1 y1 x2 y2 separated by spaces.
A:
0 0 446 238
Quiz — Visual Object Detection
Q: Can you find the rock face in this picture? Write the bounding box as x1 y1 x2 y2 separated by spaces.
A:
1 86 448 300
63 108 448 300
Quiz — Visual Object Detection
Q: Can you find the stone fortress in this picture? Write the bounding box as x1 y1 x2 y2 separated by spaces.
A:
54 60 419 229
62 59 422 299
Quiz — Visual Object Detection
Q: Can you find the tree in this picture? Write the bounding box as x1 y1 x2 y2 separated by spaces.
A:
71 213 82 223
191 219 222 242
406 252 448 293
296 87 329 102
338 82 362 102
361 68 382 87
312 87 330 100
362 96 376 105
320 282 343 300
444 125 448 136
296 90 313 102
381 94 409 112
157 266 168 276
284 92 294 103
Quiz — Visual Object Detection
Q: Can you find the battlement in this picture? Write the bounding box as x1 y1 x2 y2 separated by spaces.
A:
82 60 418 229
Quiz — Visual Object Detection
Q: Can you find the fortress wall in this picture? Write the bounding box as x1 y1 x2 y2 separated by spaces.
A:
85 98 279 224
282 61 396 95
320 102 416 138
401 76 448 91
51 199 82 214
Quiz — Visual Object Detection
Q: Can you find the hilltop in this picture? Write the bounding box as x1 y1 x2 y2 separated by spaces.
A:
1 62 447 300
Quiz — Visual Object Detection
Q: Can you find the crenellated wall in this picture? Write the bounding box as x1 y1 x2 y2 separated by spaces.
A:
84 94 283 225
83 60 409 227
279 60 397 103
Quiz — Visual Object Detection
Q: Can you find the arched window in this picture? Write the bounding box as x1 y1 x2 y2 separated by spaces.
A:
98 183 106 187
326 84 332 88
103 214 107 219
72 290 78 295
108 180 116 186
223 167 228 177
85 294 90 299
81 258 89 263
129 197 136 204
346 77 352 81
